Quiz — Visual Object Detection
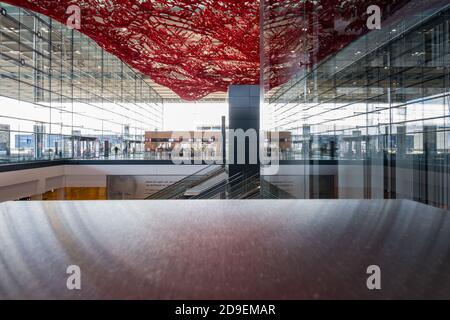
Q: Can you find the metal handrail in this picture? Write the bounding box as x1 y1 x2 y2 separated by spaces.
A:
190 171 245 199
192 171 261 199
260 179 295 199
145 164 223 199
226 172 261 199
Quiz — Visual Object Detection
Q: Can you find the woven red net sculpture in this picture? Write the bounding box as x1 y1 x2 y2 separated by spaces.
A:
3 0 411 100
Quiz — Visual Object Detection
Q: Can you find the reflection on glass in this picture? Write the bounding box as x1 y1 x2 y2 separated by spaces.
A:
262 0 450 208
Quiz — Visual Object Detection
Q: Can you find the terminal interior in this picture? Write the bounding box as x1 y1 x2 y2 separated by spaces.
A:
0 0 449 299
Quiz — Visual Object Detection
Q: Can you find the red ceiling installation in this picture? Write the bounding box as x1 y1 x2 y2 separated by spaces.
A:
2 0 259 100
3 0 411 100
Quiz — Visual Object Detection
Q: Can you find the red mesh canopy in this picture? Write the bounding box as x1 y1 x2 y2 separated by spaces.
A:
3 0 260 100
3 0 410 100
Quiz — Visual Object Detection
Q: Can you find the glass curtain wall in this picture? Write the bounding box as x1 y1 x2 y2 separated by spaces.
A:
0 4 163 163
262 0 450 208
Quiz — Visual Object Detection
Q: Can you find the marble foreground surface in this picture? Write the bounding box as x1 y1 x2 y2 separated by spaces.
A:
0 199 449 299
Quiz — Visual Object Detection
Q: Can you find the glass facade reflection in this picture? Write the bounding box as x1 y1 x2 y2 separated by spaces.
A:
262 0 450 208
0 4 163 163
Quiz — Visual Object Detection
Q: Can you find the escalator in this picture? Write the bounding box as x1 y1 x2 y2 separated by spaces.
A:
191 171 260 199
190 171 295 200
260 179 296 199
145 165 226 199
146 165 295 200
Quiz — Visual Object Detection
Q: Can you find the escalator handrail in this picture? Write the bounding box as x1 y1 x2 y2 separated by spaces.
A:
190 171 245 199
193 171 260 199
191 172 244 199
226 172 261 199
145 164 220 199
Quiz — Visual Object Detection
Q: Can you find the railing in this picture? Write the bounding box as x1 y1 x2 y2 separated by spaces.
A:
189 171 243 199
145 164 225 200
226 172 261 199
260 179 296 199
146 165 296 200
191 171 261 199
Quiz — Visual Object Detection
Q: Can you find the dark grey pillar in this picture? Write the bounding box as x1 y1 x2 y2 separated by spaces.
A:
228 85 260 177
221 116 226 167
423 125 437 157
422 125 437 205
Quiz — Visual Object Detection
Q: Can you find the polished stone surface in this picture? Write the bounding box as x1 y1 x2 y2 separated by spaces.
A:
0 199 450 299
